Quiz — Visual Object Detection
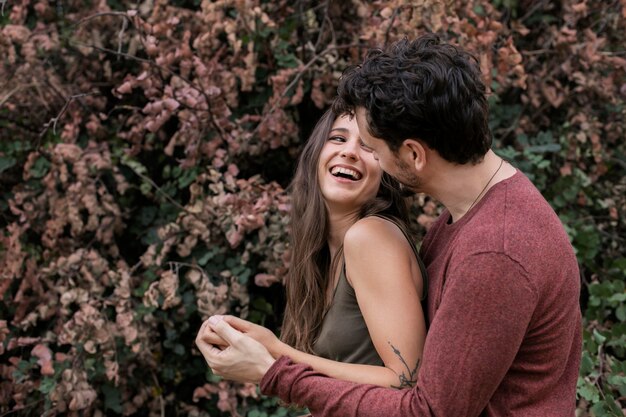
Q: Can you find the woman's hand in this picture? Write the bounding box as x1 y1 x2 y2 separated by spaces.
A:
196 316 275 384
221 315 286 358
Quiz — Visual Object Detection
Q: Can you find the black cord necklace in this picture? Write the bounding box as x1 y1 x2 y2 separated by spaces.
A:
467 158 504 213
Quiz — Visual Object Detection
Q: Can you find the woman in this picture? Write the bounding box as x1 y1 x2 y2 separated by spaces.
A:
204 108 426 388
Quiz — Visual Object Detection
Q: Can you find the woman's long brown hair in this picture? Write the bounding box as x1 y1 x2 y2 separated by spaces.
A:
280 108 411 353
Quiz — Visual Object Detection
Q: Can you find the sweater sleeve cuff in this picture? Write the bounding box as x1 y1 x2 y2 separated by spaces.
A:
259 355 293 397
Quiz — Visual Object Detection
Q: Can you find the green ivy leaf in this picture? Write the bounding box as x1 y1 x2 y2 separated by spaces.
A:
579 352 595 375
593 329 607 345
29 157 50 179
0 156 16 174
178 167 199 188
198 249 218 266
102 384 123 414
577 377 600 402
173 343 185 356
39 377 56 395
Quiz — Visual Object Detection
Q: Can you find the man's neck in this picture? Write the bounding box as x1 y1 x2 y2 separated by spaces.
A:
425 151 517 223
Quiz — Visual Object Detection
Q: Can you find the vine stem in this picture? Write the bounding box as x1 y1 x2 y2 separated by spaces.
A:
39 92 99 138
123 160 193 216
251 42 362 138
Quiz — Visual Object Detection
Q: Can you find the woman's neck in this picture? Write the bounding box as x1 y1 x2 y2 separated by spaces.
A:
326 209 360 258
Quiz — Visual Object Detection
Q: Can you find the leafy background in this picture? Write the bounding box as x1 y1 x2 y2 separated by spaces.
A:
0 0 624 416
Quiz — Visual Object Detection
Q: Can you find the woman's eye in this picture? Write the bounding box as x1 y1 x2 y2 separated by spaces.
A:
329 136 345 142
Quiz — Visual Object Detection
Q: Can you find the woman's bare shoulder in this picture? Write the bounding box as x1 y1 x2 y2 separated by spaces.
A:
344 216 409 250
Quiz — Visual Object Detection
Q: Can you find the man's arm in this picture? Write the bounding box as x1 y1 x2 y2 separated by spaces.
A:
260 253 537 417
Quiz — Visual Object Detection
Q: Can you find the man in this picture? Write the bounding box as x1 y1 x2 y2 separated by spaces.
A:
196 34 582 417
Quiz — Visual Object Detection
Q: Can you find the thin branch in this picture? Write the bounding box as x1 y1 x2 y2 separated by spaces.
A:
69 40 229 143
168 261 208 279
313 0 331 53
39 92 99 138
326 14 337 48
0 116 43 135
595 225 626 243
0 85 27 108
0 399 45 417
151 372 166 417
129 260 143 275
592 344 608 401
492 104 526 141
124 162 191 215
106 104 143 118
591 0 621 34
609 157 626 170
599 50 626 56
384 7 402 48
71 40 152 64
522 49 555 56
519 0 550 24
189 50 230 143
288 2 329 19
117 16 129 58
252 43 361 137
29 77 54 113
72 11 132 28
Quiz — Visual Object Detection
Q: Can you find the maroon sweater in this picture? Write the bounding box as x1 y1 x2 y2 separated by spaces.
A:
261 171 582 417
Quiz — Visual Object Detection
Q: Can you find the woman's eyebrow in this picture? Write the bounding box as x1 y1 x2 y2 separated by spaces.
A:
329 127 350 134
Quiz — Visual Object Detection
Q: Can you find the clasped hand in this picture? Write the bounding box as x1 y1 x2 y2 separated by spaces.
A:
195 315 280 384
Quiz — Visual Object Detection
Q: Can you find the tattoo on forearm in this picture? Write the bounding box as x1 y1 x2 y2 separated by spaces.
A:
388 342 420 389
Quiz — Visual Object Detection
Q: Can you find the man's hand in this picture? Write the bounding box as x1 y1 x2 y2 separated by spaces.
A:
195 315 276 384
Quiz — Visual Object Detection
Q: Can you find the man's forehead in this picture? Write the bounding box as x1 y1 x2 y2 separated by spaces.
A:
355 107 369 122
354 109 385 147
354 108 372 137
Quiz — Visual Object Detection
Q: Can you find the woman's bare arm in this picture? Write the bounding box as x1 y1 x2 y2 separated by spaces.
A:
341 216 426 387
217 217 426 388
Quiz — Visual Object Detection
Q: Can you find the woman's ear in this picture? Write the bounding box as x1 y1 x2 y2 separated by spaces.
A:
400 139 427 172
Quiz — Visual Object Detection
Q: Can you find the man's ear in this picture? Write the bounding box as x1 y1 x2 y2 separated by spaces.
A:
400 139 427 171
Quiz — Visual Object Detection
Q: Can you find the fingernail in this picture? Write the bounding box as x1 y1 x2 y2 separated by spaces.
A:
208 315 223 325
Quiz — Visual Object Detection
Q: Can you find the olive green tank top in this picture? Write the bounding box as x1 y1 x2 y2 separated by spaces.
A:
312 216 427 365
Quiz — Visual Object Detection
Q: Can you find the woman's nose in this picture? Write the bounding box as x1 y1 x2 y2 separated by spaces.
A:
340 141 359 160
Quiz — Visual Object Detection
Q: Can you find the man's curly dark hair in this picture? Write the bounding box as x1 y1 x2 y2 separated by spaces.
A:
332 34 491 165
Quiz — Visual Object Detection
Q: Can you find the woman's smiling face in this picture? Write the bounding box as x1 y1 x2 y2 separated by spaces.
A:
317 114 383 213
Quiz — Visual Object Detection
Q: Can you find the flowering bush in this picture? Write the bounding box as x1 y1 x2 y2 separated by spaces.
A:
1 0 624 415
